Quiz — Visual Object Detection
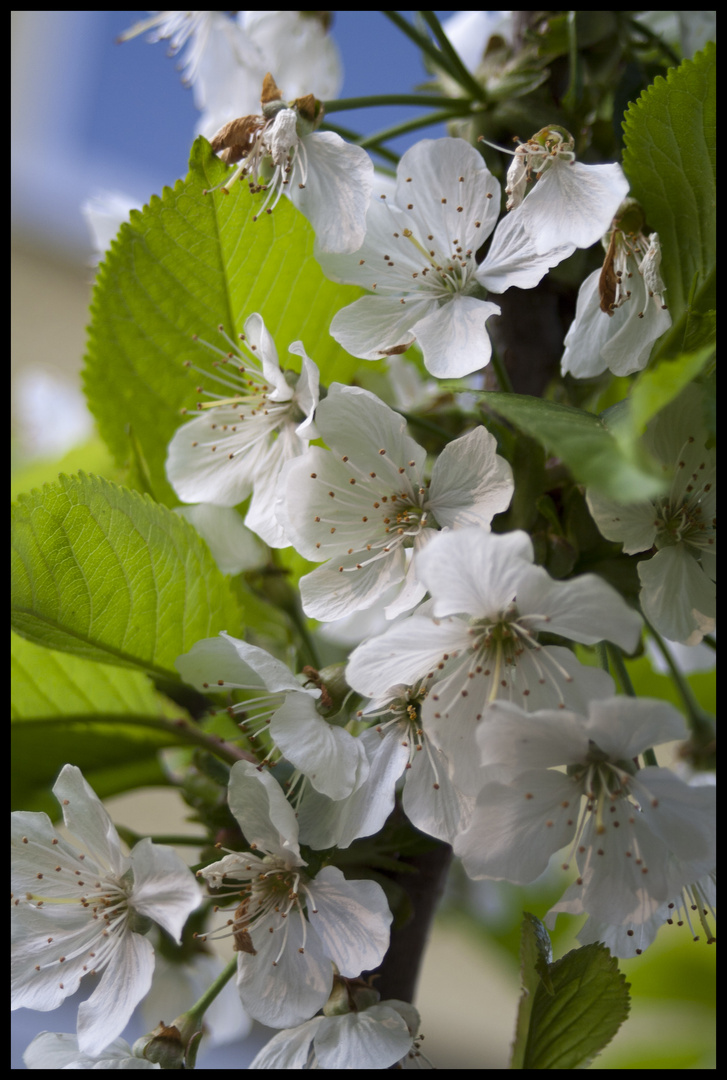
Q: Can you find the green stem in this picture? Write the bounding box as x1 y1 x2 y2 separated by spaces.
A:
596 641 609 673
645 621 715 742
323 92 470 111
381 9 461 80
175 957 239 1068
417 10 489 104
287 600 322 671
489 346 514 394
357 107 482 149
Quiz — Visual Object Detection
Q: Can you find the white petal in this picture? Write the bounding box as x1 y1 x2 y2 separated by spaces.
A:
244 425 305 547
242 916 332 1027
270 694 369 800
175 632 307 696
23 1032 157 1070
415 528 534 618
402 740 474 843
306 866 391 976
288 342 320 438
76 929 155 1057
299 547 408 621
455 769 577 881
411 294 500 378
330 294 437 361
516 567 643 650
226 760 304 864
53 765 127 878
474 701 589 770
295 132 374 255
243 313 290 401
585 488 657 553
477 208 575 293
427 425 513 528
127 838 201 942
520 160 629 253
314 1006 412 1070
166 408 274 507
581 697 687 761
248 1019 322 1069
346 615 471 699
638 545 716 644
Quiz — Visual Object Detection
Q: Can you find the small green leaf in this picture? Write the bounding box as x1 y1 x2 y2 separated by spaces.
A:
11 472 241 677
615 345 714 447
510 913 555 1070
522 942 631 1069
83 137 368 502
11 633 182 813
622 44 715 347
478 392 665 502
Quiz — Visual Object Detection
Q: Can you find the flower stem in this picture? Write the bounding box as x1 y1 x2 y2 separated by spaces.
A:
645 621 715 745
356 108 482 150
323 92 471 111
605 643 657 766
417 10 490 104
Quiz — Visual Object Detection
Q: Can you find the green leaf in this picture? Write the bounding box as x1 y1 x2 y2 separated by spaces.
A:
612 345 714 450
510 913 554 1069
11 632 183 814
11 472 241 677
477 392 666 502
83 137 370 503
521 939 631 1069
622 44 715 349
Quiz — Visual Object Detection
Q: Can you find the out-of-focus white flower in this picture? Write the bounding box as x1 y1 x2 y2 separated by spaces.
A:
176 632 368 801
455 698 716 946
196 762 392 1029
165 313 319 548
119 12 342 140
441 10 513 72
318 137 576 378
81 191 139 264
347 527 641 795
174 504 266 575
23 1030 160 1069
249 994 420 1070
207 73 373 254
11 766 201 1057
504 126 629 254
277 383 514 621
562 220 671 378
587 383 715 644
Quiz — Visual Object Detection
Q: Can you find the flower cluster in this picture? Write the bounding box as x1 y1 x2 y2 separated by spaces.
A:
16 21 716 1071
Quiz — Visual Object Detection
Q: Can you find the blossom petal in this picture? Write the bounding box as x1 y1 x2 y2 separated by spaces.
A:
53 764 128 878
242 915 332 1027
270 693 369 800
638 545 716 644
519 160 629 253
410 294 500 378
314 1005 413 1070
76 928 155 1056
346 615 472 700
516 566 643 650
175 632 308 696
127 838 201 942
477 208 575 292
330 294 437 360
427 425 514 529
306 866 391 976
586 486 658 553
295 131 374 255
226 760 304 865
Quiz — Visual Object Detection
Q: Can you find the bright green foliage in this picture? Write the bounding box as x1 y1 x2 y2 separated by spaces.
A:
83 137 367 503
622 44 715 353
478 393 665 503
11 633 183 814
511 916 630 1070
11 472 241 678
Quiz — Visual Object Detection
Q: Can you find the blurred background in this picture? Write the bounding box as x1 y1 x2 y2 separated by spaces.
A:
11 11 715 1069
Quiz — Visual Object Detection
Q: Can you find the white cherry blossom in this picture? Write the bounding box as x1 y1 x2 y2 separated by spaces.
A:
346 527 641 795
166 313 319 548
455 698 716 940
208 74 373 254
297 679 473 850
277 383 514 621
23 1031 160 1070
175 632 368 801
562 229 671 377
11 766 201 1058
249 996 420 1070
587 383 715 644
504 126 630 254
317 137 576 378
196 761 392 1029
